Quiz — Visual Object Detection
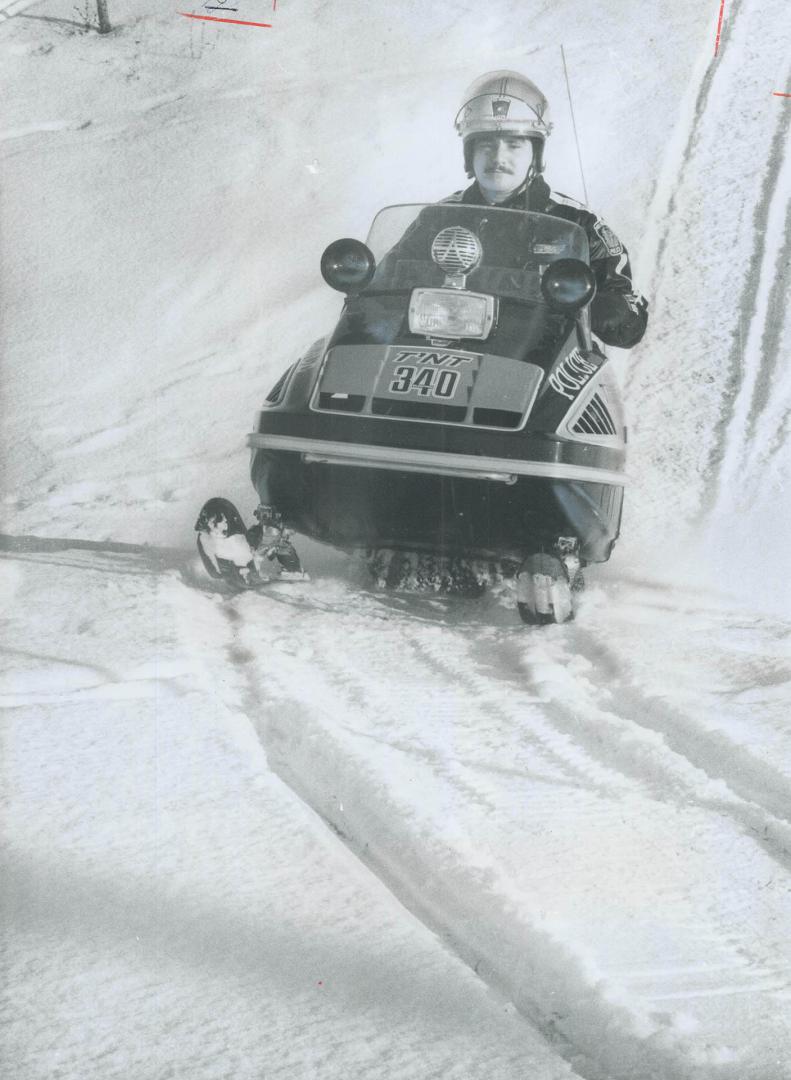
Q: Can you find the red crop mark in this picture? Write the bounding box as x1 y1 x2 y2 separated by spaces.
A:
178 11 272 27
272 0 277 9
713 0 726 56
772 91 791 98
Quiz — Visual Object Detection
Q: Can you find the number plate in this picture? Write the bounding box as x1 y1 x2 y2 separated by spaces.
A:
377 347 479 404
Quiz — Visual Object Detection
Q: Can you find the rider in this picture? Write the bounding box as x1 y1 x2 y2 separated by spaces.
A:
446 70 648 350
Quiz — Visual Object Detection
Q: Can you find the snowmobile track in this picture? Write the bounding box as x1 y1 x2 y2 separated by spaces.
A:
7 535 791 1076
575 628 791 828
205 580 791 1080
474 624 791 871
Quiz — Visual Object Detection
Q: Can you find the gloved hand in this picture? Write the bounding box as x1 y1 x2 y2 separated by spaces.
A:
591 291 648 349
253 504 283 529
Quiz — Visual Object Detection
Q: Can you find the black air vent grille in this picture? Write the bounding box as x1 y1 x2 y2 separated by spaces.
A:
572 394 617 436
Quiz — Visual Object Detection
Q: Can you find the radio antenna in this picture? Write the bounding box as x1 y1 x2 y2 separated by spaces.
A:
560 44 589 206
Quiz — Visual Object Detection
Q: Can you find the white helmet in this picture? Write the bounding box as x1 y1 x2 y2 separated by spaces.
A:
455 70 552 177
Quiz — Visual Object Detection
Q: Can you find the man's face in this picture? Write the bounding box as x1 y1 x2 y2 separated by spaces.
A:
472 134 534 202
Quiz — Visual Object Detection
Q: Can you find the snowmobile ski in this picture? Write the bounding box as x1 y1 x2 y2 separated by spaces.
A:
516 553 573 624
194 496 307 591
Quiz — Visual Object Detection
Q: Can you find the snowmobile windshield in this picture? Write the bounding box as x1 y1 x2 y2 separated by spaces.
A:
364 204 589 302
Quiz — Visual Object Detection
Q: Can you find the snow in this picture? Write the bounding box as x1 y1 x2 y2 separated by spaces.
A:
620 0 791 614
2 554 580 1080
2 1 790 1078
227 578 791 1077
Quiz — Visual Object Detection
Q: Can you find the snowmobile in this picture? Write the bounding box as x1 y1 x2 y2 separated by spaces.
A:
200 202 627 622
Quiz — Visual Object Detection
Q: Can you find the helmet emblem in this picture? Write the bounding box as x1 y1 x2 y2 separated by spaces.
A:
431 227 483 284
454 71 554 160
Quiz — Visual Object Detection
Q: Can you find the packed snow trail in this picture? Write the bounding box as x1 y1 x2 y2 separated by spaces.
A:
0 544 579 1080
188 560 791 1080
4 540 789 1079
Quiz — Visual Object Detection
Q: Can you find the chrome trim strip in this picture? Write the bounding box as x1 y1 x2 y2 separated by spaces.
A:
303 453 517 484
247 433 627 487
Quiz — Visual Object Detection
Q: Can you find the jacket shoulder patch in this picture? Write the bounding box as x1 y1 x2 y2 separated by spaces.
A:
593 220 624 256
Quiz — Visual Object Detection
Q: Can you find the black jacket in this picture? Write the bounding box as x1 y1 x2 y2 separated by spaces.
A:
444 177 648 349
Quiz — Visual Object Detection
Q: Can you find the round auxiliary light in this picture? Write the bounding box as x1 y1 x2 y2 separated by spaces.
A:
320 239 376 293
540 259 597 312
431 226 483 275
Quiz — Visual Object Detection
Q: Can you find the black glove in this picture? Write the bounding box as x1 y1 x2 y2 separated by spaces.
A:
591 291 648 349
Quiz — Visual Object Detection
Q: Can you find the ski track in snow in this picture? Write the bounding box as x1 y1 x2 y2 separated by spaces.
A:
2 549 588 1080
480 627 791 872
573 626 791 827
5 538 791 1077
173 557 791 1080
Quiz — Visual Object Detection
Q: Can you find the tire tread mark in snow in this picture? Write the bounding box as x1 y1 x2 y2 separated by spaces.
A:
298 624 524 817
468 627 791 874
210 594 606 1080
195 583 791 1080
477 634 706 805
571 627 791 870
396 622 624 799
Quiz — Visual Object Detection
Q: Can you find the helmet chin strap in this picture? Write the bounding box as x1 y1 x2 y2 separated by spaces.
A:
529 137 545 175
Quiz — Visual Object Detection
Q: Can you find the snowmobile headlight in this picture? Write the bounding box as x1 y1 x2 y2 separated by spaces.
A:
408 288 495 340
540 259 597 312
320 239 376 294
